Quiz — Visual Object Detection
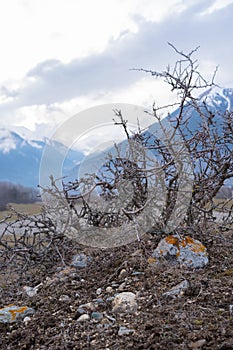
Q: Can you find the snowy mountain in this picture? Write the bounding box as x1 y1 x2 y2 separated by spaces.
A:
1 86 232 189
0 128 84 188
80 86 233 186
148 86 233 135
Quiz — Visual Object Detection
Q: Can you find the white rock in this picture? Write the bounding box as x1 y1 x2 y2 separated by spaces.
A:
118 326 135 336
59 294 70 302
79 302 95 311
23 283 42 297
77 314 90 322
112 292 137 313
106 286 113 293
71 253 92 268
23 316 31 325
118 269 127 279
96 288 102 295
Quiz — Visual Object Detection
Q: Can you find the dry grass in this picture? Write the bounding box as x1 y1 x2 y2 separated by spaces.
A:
213 198 233 209
0 202 42 221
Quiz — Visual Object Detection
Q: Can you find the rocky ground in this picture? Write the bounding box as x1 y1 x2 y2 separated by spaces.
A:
0 227 233 350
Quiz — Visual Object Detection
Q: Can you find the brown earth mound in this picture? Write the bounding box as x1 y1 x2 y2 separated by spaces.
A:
0 229 232 350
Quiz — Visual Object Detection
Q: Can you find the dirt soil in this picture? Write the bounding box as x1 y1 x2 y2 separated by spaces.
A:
0 228 233 350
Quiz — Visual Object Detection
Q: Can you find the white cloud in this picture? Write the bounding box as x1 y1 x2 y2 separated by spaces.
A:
0 0 233 145
200 0 233 14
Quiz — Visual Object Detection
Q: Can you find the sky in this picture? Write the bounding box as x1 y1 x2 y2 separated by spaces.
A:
0 0 233 151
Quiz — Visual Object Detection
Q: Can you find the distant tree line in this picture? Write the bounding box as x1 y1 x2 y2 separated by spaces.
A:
0 182 40 210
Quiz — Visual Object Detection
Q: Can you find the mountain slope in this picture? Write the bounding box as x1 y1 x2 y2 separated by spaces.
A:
0 129 84 188
75 86 233 187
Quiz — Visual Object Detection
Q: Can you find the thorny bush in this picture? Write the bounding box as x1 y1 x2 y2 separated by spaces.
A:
0 44 232 270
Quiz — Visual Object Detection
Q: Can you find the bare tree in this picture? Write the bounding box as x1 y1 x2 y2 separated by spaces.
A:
0 44 232 270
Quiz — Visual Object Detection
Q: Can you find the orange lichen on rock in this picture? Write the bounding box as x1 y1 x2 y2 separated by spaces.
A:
8 306 28 321
0 305 35 323
152 234 209 268
148 257 157 264
165 235 179 246
181 236 207 254
180 236 194 247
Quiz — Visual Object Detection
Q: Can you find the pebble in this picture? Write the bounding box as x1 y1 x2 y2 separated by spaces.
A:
23 316 31 325
23 283 42 297
106 286 113 293
79 302 95 311
77 314 90 322
118 326 135 336
91 312 103 321
118 282 126 291
93 298 105 305
189 339 206 349
163 279 189 298
118 269 127 279
131 271 144 276
96 288 102 295
59 294 70 302
112 292 138 314
71 253 93 268
76 308 86 316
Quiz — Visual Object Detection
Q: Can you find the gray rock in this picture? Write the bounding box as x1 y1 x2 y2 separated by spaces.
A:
118 326 135 336
112 292 137 314
76 308 86 316
23 283 42 297
118 269 127 279
91 312 103 321
71 253 92 268
163 279 189 298
152 235 208 268
131 271 144 276
93 298 105 305
0 305 35 323
59 294 70 302
78 302 95 311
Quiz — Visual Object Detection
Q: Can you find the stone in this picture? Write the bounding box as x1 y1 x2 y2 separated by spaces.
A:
106 286 113 293
163 279 189 298
112 292 137 314
23 283 42 297
77 314 90 322
118 269 127 279
229 304 233 316
131 271 144 276
118 282 126 291
91 312 103 321
188 339 206 349
152 235 208 268
96 288 102 295
78 302 95 311
118 326 135 336
59 294 70 302
93 298 105 306
71 253 92 268
0 305 35 323
23 316 31 325
76 308 86 316
104 313 116 322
